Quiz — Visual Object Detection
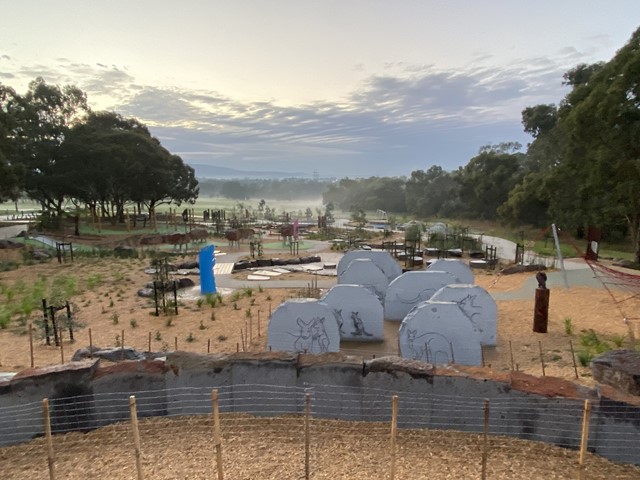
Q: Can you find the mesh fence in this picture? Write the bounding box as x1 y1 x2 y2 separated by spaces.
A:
1 384 640 479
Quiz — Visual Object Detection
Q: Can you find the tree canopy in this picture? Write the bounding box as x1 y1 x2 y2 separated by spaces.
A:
0 79 198 223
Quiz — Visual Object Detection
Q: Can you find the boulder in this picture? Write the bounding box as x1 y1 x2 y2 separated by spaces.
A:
592 349 640 395
72 346 146 362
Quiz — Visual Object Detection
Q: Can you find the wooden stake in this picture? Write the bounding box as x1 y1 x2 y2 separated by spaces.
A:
538 341 546 376
249 318 253 343
28 323 34 368
305 392 311 480
578 400 592 480
245 321 249 348
89 328 93 358
42 398 56 480
211 389 224 480
148 332 152 353
129 396 144 480
208 338 211 353
390 395 398 480
121 329 125 361
481 399 490 480
480 345 485 367
509 340 515 371
236 343 239 353
59 330 64 364
569 339 579 379
258 311 261 337
174 336 178 352
240 328 245 352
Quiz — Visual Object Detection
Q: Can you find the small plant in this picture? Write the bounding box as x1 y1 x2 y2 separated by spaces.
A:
243 287 253 298
266 295 272 301
130 319 138 329
231 291 242 302
199 320 206 330
610 334 626 348
563 317 573 336
111 312 119 325
217 334 227 342
215 293 224 305
186 332 195 343
197 298 204 309
580 329 600 347
108 298 114 308
206 293 217 308
233 302 239 310
161 341 169 353
210 312 216 321
101 305 106 314
165 317 173 327
577 350 595 367
245 308 252 319
154 330 162 341
258 285 264 293
250 298 256 306
114 334 121 348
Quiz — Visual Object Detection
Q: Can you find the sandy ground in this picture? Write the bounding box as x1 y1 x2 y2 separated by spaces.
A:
2 414 640 479
2 242 640 477
0 243 636 382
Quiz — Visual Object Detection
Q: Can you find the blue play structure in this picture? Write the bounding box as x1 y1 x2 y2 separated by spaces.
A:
199 244 217 294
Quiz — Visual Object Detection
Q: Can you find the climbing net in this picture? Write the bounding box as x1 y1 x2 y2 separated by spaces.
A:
585 259 640 326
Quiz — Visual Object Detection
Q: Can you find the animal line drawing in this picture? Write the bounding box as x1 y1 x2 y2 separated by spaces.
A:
292 317 330 353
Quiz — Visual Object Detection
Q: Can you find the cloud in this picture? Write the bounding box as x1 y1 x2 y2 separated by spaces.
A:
2 52 578 176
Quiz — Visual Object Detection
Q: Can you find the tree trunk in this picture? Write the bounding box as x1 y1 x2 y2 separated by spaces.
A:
634 213 640 264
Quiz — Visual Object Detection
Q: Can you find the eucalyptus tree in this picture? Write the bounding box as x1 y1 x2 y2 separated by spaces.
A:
14 77 90 217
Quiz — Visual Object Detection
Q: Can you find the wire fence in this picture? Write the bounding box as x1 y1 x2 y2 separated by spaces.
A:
1 384 640 479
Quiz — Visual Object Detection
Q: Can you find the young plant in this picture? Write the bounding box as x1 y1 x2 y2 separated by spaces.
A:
111 313 119 325
154 330 162 341
199 320 206 330
186 332 195 343
130 319 138 329
563 317 573 336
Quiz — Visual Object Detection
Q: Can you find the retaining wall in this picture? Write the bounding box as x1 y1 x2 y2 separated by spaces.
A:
1 352 639 465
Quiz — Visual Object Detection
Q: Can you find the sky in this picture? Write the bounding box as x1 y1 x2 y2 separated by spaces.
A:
1 1 639 178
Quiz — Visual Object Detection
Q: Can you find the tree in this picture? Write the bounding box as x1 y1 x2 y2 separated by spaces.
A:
456 144 525 220
521 104 558 139
60 111 198 222
0 85 25 201
14 78 90 217
405 166 461 218
554 28 640 260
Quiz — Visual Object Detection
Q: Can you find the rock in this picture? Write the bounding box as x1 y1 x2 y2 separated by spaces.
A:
592 349 640 395
233 261 250 271
272 258 287 266
257 259 273 267
137 288 154 298
0 239 24 249
309 255 322 263
500 264 546 275
72 346 146 362
176 278 195 289
177 261 199 270
287 258 301 265
31 249 51 260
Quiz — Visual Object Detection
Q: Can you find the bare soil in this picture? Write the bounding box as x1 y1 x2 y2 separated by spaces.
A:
1 240 640 477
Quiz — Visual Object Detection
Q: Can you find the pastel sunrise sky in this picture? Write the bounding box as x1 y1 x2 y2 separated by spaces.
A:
1 1 638 177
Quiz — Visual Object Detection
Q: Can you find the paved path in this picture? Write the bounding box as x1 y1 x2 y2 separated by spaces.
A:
0 223 29 240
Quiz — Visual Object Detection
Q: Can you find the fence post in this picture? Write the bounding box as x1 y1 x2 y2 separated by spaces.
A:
578 400 592 479
509 340 515 371
538 341 546 376
569 339 579 379
482 399 490 480
29 323 34 368
89 328 93 358
305 392 311 480
129 395 144 480
42 398 56 480
211 389 224 480
390 395 398 480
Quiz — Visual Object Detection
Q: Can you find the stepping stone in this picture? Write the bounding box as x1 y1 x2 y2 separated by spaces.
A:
247 274 271 281
273 268 291 274
254 270 282 277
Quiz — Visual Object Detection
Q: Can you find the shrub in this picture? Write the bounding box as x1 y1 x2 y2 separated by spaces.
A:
563 317 573 336
130 319 138 328
111 313 119 325
186 332 195 343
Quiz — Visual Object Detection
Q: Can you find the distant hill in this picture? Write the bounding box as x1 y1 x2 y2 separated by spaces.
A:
189 163 307 179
